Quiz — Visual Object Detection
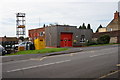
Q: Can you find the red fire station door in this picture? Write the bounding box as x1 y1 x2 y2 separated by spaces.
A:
60 33 73 47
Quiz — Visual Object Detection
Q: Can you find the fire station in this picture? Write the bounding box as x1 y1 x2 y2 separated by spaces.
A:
29 25 93 48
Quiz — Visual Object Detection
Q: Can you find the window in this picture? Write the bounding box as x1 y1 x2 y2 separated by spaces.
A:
108 28 112 31
80 35 86 43
19 42 26 46
40 40 43 41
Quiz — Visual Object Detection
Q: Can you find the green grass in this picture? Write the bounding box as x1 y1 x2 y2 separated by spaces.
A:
88 43 119 47
6 48 68 56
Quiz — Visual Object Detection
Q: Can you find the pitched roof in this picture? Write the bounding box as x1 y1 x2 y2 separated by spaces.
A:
106 11 120 31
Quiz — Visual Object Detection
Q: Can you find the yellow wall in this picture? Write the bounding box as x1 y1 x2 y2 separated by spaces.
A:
98 28 107 32
34 38 45 50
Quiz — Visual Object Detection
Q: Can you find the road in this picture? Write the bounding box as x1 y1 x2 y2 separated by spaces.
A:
2 45 119 79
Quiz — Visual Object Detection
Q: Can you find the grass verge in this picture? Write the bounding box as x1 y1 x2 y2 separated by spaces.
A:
6 48 68 56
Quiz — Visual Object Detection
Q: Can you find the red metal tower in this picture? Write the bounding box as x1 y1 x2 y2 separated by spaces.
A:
16 13 26 38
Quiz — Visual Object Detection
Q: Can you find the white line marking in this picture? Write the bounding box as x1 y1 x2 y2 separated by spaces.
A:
7 60 71 73
89 53 113 57
99 70 120 79
89 55 98 57
30 57 47 61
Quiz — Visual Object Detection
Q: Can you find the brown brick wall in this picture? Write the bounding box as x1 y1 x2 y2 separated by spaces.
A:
93 30 120 38
118 36 120 43
0 37 18 42
92 30 120 43
28 28 45 41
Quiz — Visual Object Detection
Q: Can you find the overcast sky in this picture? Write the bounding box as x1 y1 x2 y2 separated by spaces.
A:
0 0 120 37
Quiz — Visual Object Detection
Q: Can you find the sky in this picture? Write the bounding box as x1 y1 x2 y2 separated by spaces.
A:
0 0 120 37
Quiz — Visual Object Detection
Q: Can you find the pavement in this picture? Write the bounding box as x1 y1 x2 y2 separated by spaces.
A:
2 44 119 78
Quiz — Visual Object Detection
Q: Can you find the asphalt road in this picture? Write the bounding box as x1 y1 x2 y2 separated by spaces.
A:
2 45 119 79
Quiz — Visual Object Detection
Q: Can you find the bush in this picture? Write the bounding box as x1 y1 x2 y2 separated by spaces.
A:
97 35 110 44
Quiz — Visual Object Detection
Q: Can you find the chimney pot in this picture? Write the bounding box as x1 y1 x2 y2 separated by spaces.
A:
114 11 119 19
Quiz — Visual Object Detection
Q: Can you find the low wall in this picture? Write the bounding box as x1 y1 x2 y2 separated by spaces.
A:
92 30 120 43
110 37 118 43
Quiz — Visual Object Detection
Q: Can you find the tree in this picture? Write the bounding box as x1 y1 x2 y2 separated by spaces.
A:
82 23 86 29
79 25 82 29
96 24 103 32
63 24 69 26
87 24 91 29
49 24 54 26
43 24 46 27
97 35 110 44
54 23 59 25
99 24 102 28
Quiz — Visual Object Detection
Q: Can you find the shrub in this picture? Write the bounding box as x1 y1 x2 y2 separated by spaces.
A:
97 35 110 44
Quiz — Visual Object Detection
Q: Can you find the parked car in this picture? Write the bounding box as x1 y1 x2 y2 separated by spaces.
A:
12 44 19 50
4 44 13 54
18 41 35 51
0 45 7 56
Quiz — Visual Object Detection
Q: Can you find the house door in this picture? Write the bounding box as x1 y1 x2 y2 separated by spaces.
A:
60 33 73 47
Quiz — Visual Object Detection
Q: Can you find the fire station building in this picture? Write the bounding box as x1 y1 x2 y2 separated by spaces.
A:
29 25 93 47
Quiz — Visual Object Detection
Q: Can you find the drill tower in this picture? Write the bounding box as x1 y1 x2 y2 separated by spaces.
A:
16 13 26 38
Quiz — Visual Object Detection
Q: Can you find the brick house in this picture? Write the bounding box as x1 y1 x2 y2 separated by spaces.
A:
28 27 45 42
0 36 18 45
93 11 120 43
98 11 120 32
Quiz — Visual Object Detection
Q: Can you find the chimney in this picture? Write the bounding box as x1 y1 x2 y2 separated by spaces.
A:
114 11 119 19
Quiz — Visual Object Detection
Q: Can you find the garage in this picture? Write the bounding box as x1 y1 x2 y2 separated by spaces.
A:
44 25 93 47
60 33 73 47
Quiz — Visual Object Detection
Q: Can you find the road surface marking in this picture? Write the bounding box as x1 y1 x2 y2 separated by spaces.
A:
30 57 47 61
89 53 112 57
30 52 78 61
39 57 47 61
70 54 73 56
70 53 78 55
98 70 120 79
45 53 78 58
6 60 71 73
30 53 77 61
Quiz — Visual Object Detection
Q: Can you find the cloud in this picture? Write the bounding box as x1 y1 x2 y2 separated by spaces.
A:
0 1 118 37
1 0 120 3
